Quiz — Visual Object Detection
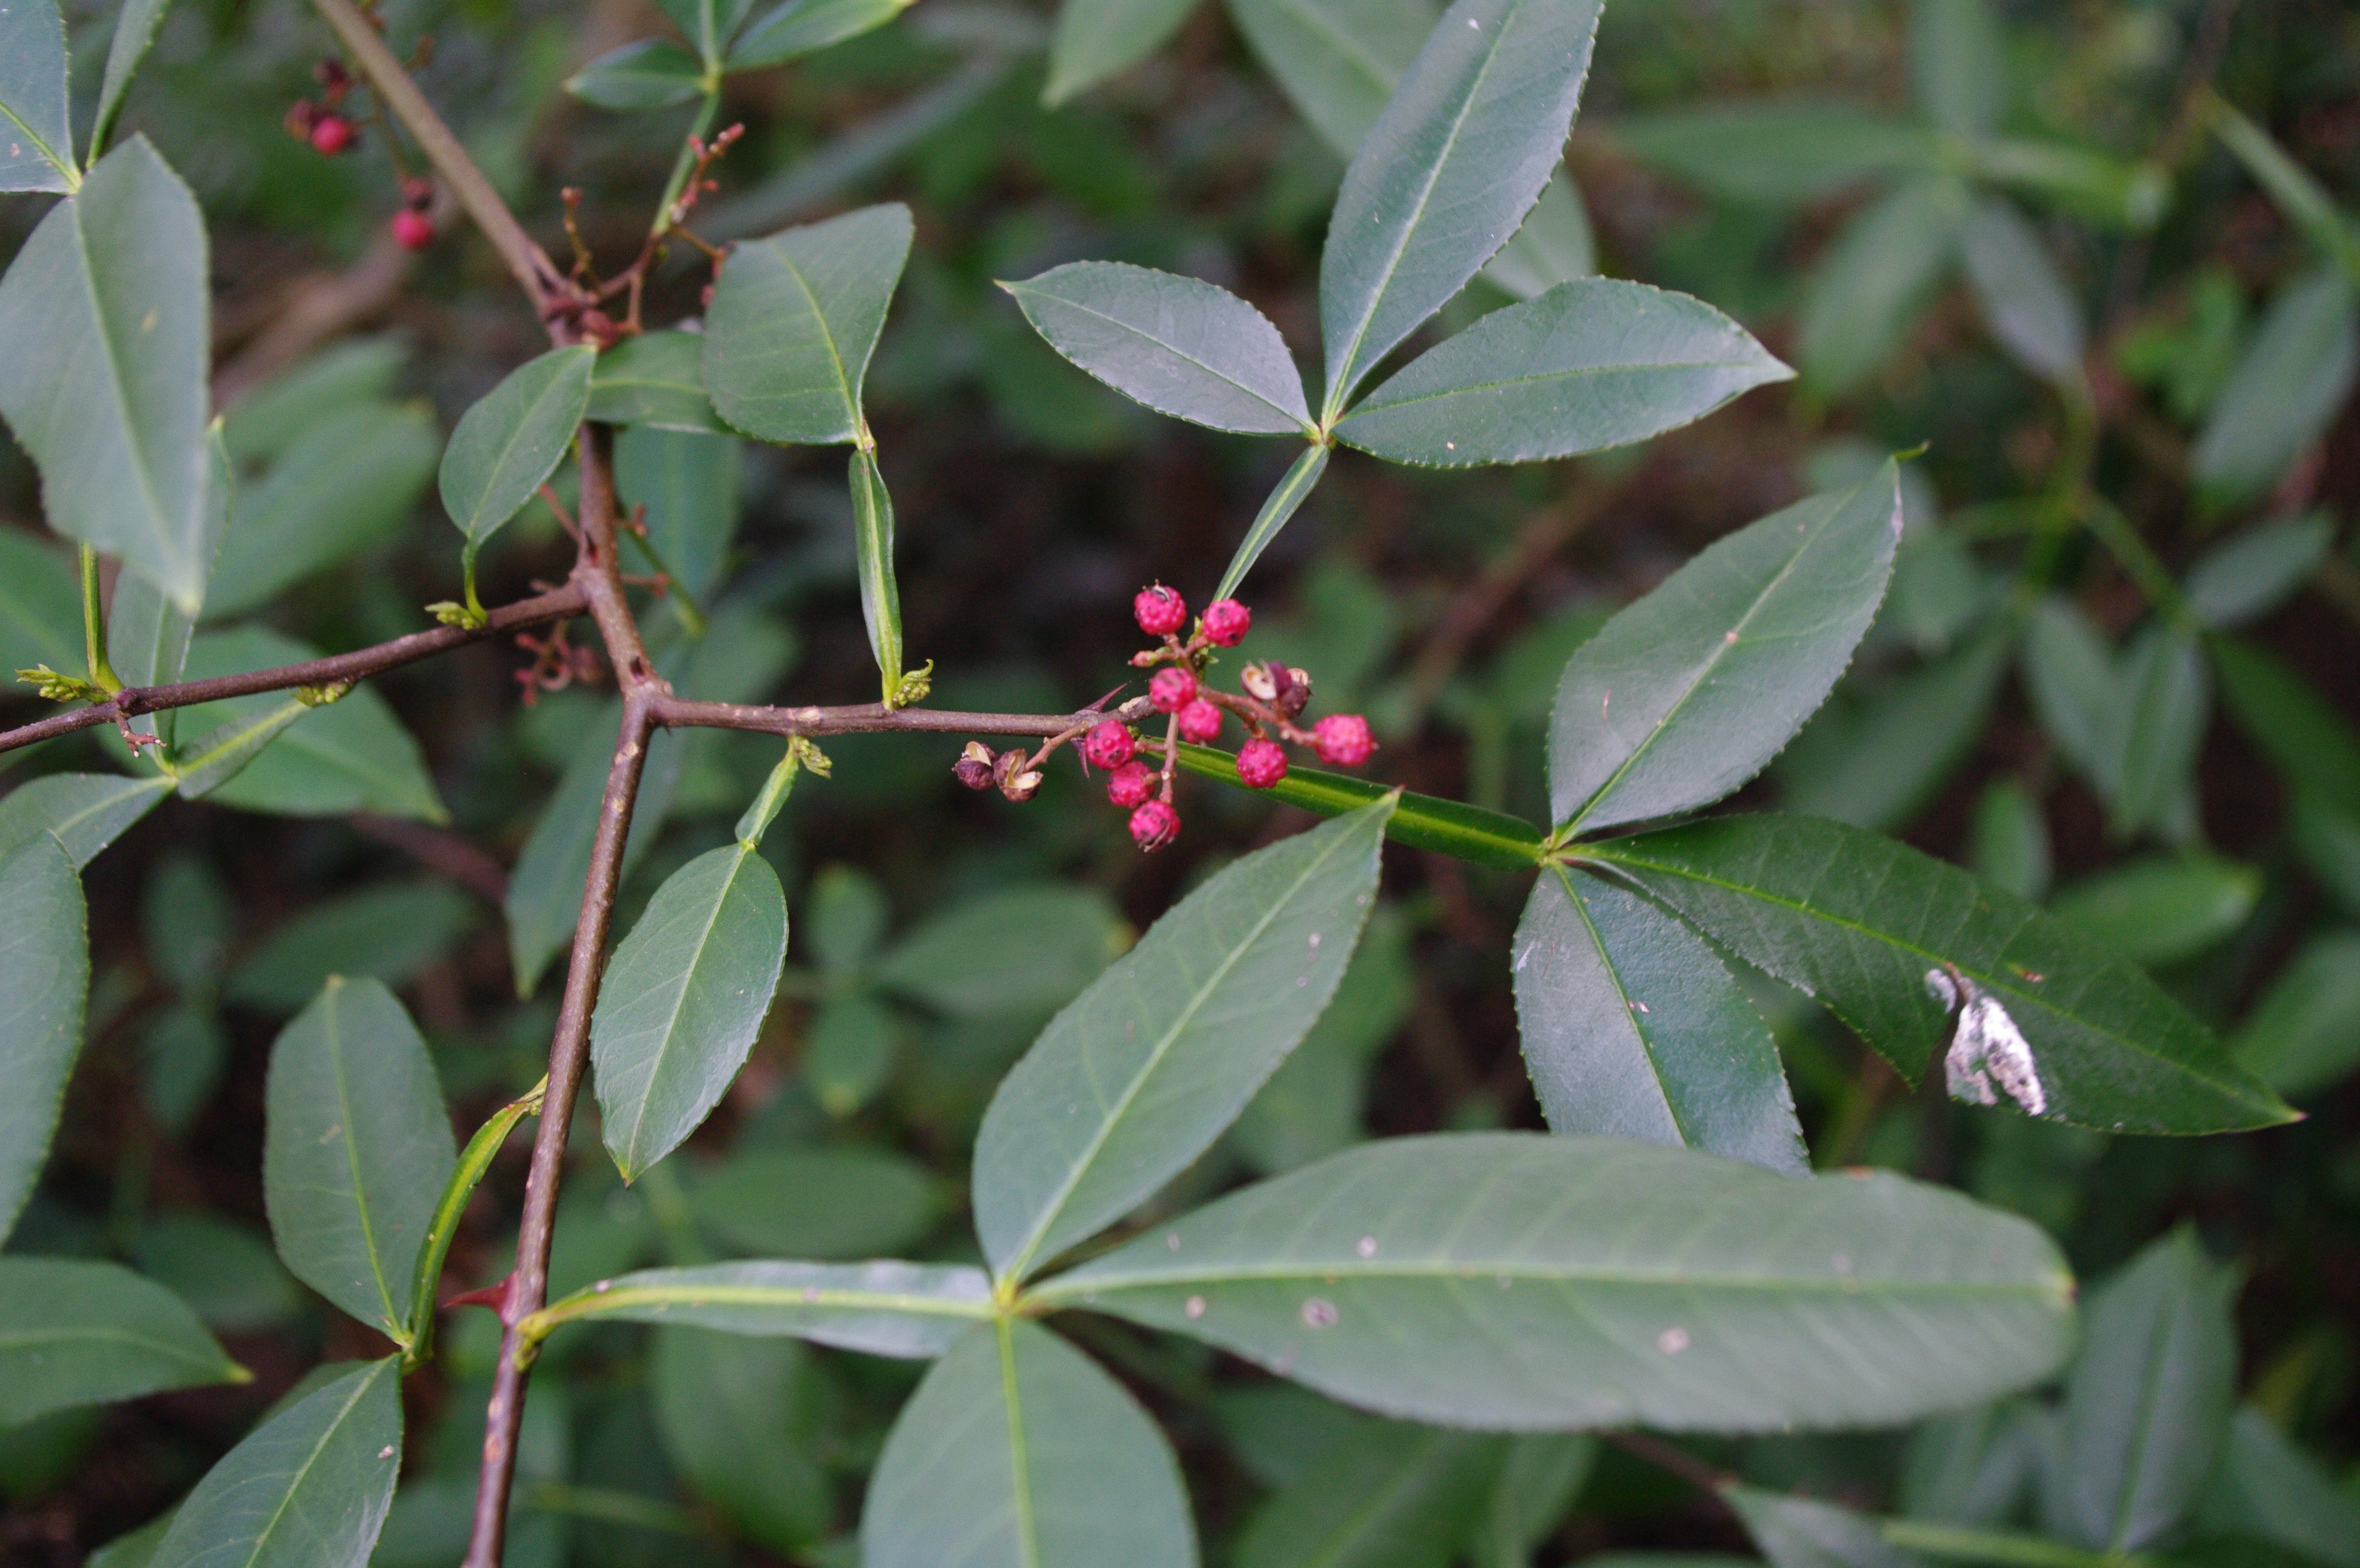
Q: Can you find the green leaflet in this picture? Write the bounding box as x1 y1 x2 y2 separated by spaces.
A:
653 1328 830 1553
1224 0 1435 159
2191 266 2358 508
2232 931 2360 1100
92 0 178 158
2049 855 2259 968
590 331 731 434
1035 1133 2075 1432
1334 278 1790 466
151 1357 403 1568
1214 442 1329 601
592 841 790 1180
1797 177 1968 397
525 1259 995 1358
973 798 1393 1281
685 1145 940 1258
1549 465 1902 834
0 0 73 191
1512 866 1807 1172
567 39 708 110
0 832 86 1246
861 1320 1198 1568
226 881 476 1012
1960 197 2086 388
703 204 912 445
1908 0 2006 141
0 772 173 867
1005 262 1316 436
1235 1416 1506 1568
1728 1485 1930 1568
1171 741 1546 867
1582 814 2295 1134
850 446 909 702
263 978 456 1339
1046 0 1199 104
438 345 597 554
0 138 211 610
728 0 911 70
0 1256 243 1426
1317 0 1604 420
873 884 1125 1018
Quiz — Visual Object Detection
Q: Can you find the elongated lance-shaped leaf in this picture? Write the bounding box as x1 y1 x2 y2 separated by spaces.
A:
1046 0 1199 105
1727 1485 1931 1568
1005 262 1316 436
1226 0 1433 155
525 1259 995 1358
1614 101 1934 206
2045 1229 2238 1554
1318 0 1602 420
862 1320 1199 1568
438 345 596 555
2107 624 2208 837
0 772 173 868
1550 464 1901 834
974 798 1394 1282
151 1356 402 1568
92 0 177 159
172 696 310 800
1798 177 1968 398
850 447 912 704
704 203 913 444
2191 265 2357 507
0 1257 245 1425
1960 198 2086 389
593 837 790 1180
1513 866 1807 1172
1909 0 2006 141
1173 742 1546 867
264 978 456 1339
1582 815 2296 1133
729 0 911 70
1335 278 1790 465
0 0 75 191
405 1077 543 1356
2204 96 2360 284
1215 443 1329 601
566 38 708 110
587 330 729 433
0 138 211 610
0 833 86 1247
1236 1417 1507 1568
111 423 232 749
1032 1133 2076 1432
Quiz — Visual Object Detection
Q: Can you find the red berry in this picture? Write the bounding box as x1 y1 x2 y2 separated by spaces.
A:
1129 798 1181 851
309 114 355 155
390 209 436 251
1081 720 1135 770
1148 666 1197 713
1311 713 1375 767
1202 598 1251 647
1237 738 1288 789
1176 700 1222 744
1134 584 1187 637
1106 761 1156 808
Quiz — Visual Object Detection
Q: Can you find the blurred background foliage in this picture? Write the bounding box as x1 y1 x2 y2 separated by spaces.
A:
2 0 2358 1562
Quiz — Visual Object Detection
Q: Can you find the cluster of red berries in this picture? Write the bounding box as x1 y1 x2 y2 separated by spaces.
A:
285 57 436 252
953 584 1375 852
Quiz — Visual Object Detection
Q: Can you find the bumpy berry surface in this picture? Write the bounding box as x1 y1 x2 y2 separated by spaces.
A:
391 209 436 250
1129 798 1181 850
1311 713 1375 766
1106 762 1156 808
309 115 354 155
1134 584 1187 636
1201 599 1251 647
1081 720 1135 769
1148 666 1197 713
1176 700 1222 744
1237 739 1288 789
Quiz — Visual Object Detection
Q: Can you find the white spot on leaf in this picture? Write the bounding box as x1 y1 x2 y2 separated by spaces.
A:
1657 1327 1690 1355
1301 1298 1338 1328
1185 1294 1206 1319
1927 967 2046 1116
1356 1236 1377 1258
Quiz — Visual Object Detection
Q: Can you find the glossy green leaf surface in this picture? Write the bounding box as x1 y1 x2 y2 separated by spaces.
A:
1224 0 1434 157
973 798 1393 1281
1235 1416 1504 1568
0 0 74 190
1961 198 2085 387
0 138 211 610
849 446 905 697
2049 855 2259 967
704 204 912 445
1232 905 1411 1175
1317 0 1604 419
263 978 455 1338
206 402 439 621
874 885 1124 1018
1173 742 1544 867
0 1256 242 1426
151 1356 402 1568
1214 442 1329 600
2044 1229 2238 1553
685 1146 939 1257
589 332 730 434
0 832 86 1246
614 426 742 600
728 0 908 69
2110 624 2208 836
1776 624 2010 832
528 1259 993 1358
1728 1485 1928 1568
1512 866 1806 1171
0 529 79 676
566 39 707 110
1037 1133 2075 1431
1549 465 1901 834
1798 177 1966 397
1045 0 1198 104
2192 266 2357 507
91 0 175 156
593 841 789 1180
1584 814 2294 1133
1484 171 1597 298
0 772 172 867
862 1320 1198 1568
1007 262 1314 435
1336 279 1789 466
653 1328 829 1553
226 882 475 1012
438 345 596 551
2232 931 2360 1099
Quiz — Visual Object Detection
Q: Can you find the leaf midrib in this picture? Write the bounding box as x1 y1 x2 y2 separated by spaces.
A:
611 845 755 1173
323 986 403 1333
1039 1261 2070 1300
1343 353 1778 419
1014 279 1312 433
765 238 861 433
0 82 76 191
1553 863 1692 1144
0 1324 224 1368
997 1320 1044 1568
464 352 589 540
67 183 182 588
552 1282 995 1321
1583 839 2283 1115
238 1362 388 1568
1269 0 1403 108
997 818 1369 1281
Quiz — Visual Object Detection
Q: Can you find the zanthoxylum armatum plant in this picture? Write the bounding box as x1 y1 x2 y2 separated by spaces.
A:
0 0 2303 1565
